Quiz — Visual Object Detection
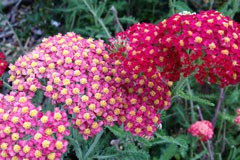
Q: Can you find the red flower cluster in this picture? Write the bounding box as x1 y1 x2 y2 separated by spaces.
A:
113 10 240 87
188 120 214 141
158 10 240 87
111 23 162 76
0 52 8 87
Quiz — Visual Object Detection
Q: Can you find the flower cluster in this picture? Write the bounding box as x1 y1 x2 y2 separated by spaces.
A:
9 32 124 139
0 92 69 160
111 23 162 76
9 32 172 138
158 10 240 86
188 120 214 141
234 108 240 124
108 55 172 136
112 10 240 86
0 52 8 87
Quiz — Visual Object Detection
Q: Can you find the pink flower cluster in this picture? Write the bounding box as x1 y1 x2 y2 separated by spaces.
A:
9 33 171 139
234 108 240 124
0 92 69 160
188 120 214 141
113 10 240 87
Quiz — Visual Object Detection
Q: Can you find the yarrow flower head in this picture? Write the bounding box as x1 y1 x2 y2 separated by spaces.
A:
9 33 126 139
107 44 172 137
9 32 172 138
0 92 69 160
0 52 8 87
188 120 214 141
158 10 240 86
110 23 163 76
234 108 240 124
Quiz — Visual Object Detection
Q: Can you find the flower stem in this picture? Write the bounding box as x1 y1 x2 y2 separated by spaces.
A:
187 79 196 123
0 14 25 54
212 88 225 127
197 106 203 120
82 0 111 38
111 5 124 32
0 78 12 90
207 141 214 160
209 0 214 10
3 81 12 90
197 106 214 160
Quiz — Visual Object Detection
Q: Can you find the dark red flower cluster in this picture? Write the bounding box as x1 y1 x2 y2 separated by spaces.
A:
0 52 8 87
158 10 240 87
112 23 162 76
112 10 240 87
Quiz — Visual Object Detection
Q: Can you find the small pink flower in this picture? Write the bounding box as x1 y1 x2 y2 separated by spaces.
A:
188 120 214 141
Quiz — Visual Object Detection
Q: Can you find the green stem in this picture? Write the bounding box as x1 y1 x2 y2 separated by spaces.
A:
111 5 124 32
0 78 12 90
187 79 195 123
82 0 111 38
3 81 12 90
209 0 214 9
201 141 214 160
0 14 25 54
212 88 225 127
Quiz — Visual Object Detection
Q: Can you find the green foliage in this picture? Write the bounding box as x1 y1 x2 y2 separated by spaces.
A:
217 0 240 18
159 144 178 160
177 90 215 106
169 0 193 13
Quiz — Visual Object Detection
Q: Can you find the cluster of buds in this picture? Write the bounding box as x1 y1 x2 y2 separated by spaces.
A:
0 92 69 160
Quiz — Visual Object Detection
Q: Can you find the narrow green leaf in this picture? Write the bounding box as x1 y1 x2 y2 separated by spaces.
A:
177 90 214 106
96 1 106 18
160 144 178 160
171 1 193 12
120 16 138 24
172 77 187 95
70 139 83 160
135 137 152 147
93 154 118 159
107 125 127 138
190 150 207 160
151 135 188 149
84 131 103 159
